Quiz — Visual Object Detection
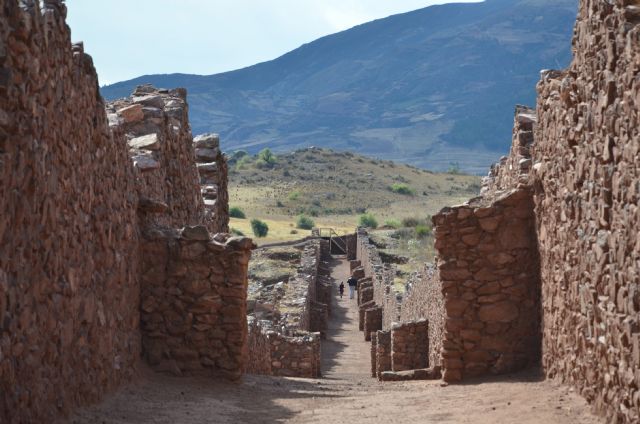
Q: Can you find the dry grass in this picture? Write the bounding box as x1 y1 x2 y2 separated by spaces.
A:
228 148 481 245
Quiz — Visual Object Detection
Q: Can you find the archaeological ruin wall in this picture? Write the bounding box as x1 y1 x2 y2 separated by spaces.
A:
433 189 541 383
245 239 327 378
0 2 140 421
0 1 251 422
530 1 640 421
140 226 253 379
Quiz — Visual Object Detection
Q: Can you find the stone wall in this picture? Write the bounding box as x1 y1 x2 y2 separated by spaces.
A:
399 266 444 368
434 189 540 382
482 106 536 195
247 319 321 378
0 2 140 421
0 1 250 422
140 226 254 380
246 239 326 378
107 85 207 230
194 133 229 233
531 1 640 421
391 320 429 372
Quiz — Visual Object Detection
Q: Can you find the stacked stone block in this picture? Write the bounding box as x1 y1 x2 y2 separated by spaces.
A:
364 307 383 342
247 320 321 378
433 189 540 382
375 330 392 379
0 3 140 421
530 1 640 421
390 320 429 372
400 266 444 368
107 85 207 230
0 1 252 421
193 133 229 233
140 226 254 380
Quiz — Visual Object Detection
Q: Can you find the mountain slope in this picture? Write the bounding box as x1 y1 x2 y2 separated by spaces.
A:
102 0 577 173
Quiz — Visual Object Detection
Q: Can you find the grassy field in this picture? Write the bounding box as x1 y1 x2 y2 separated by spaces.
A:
228 147 481 245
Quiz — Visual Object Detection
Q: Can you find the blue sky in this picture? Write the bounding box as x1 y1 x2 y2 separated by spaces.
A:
66 0 482 85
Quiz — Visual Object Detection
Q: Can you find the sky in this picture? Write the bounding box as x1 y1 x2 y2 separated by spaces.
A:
66 0 482 86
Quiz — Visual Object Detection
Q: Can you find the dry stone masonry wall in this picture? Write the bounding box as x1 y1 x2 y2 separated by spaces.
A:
433 189 541 383
0 1 251 422
193 133 229 233
140 226 253 380
245 240 327 378
0 3 140 421
531 1 640 421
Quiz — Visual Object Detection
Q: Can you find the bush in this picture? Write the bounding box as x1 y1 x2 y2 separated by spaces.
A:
384 219 402 229
257 148 277 166
296 214 315 230
359 213 378 229
250 219 269 238
415 224 432 238
276 200 284 207
390 183 415 195
288 191 300 201
229 206 246 219
230 227 245 236
290 229 298 235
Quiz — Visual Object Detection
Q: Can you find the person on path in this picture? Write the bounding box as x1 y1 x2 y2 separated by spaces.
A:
339 282 345 298
347 276 358 300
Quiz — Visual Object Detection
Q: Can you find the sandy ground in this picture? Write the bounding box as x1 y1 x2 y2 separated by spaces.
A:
70 258 602 424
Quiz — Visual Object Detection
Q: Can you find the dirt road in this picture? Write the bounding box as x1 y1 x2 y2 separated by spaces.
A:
70 257 601 424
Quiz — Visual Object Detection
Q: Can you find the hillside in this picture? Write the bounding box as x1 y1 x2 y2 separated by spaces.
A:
227 147 480 244
101 0 577 173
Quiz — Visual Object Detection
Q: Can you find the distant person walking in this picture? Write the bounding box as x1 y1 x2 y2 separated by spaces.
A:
347 276 358 300
339 282 345 298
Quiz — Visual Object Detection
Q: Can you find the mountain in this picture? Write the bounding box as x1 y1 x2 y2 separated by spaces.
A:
101 0 578 173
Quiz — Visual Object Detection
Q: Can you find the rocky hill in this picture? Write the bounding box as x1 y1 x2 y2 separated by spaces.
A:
101 0 577 173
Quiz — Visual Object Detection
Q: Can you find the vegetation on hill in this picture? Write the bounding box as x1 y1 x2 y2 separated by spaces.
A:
228 147 481 245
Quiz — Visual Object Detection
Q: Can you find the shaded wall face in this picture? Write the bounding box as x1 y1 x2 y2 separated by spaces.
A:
434 190 540 383
0 2 140 421
533 1 640 421
140 228 253 380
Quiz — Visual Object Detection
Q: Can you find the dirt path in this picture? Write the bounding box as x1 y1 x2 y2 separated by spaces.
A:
70 257 601 424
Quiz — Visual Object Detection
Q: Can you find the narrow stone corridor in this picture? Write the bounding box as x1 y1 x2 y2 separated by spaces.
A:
71 255 599 424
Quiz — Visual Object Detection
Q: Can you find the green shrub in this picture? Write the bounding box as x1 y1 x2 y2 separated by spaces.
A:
258 148 277 165
296 214 315 230
415 224 432 238
384 219 401 229
288 191 300 201
250 219 269 238
359 213 378 229
229 206 246 219
230 227 245 236
390 183 415 195
276 200 284 207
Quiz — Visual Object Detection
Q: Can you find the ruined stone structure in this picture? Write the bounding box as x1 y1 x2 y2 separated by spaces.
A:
193 133 229 233
0 2 247 422
359 3 640 420
245 240 327 378
434 189 540 382
247 318 321 378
